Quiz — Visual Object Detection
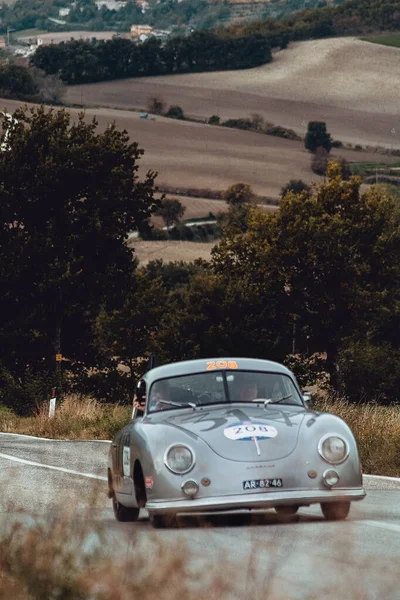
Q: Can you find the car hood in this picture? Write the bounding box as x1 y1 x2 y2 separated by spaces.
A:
153 404 307 462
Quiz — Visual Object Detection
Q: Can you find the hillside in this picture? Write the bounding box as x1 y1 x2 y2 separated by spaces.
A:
65 36 400 149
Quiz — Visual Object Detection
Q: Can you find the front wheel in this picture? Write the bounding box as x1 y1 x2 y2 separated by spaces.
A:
321 501 350 521
112 493 140 522
149 513 179 529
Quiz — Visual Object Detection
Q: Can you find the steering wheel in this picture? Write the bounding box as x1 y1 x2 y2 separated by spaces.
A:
197 393 212 403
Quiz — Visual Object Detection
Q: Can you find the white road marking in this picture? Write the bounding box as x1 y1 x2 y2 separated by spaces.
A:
0 452 107 481
363 474 400 482
356 520 400 534
0 432 111 443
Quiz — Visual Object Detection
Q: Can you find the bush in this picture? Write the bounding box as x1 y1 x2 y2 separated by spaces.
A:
147 96 165 115
265 125 301 141
281 179 311 197
222 118 254 131
165 105 185 120
311 146 329 175
337 340 400 404
208 115 220 125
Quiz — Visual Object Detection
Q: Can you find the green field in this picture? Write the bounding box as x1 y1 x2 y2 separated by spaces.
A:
350 160 400 177
362 33 400 48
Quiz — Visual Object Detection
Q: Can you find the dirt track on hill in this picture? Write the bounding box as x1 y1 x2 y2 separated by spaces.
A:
65 37 400 149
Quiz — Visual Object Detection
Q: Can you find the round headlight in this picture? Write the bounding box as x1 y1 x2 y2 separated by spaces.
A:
323 470 340 487
318 435 348 464
164 445 194 474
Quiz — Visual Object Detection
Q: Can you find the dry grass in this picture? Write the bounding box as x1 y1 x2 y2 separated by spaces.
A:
0 494 399 600
0 394 131 440
316 397 400 477
2 394 400 476
0 500 236 600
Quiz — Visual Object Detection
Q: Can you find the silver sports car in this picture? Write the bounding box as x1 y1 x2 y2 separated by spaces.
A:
108 358 365 527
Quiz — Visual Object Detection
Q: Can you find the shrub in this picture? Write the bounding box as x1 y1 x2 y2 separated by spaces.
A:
222 118 254 131
281 179 311 197
165 105 185 120
311 146 329 175
265 125 301 141
208 114 220 125
147 96 165 115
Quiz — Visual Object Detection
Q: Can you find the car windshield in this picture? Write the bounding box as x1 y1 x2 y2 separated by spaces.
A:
147 370 303 412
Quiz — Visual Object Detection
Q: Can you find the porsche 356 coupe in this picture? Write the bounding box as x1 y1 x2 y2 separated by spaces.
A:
107 358 365 527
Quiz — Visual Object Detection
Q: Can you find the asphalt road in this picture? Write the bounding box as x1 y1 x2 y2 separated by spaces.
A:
1 433 400 600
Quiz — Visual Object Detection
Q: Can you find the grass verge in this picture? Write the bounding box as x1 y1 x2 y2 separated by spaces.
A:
1 394 400 476
316 397 400 477
0 394 131 440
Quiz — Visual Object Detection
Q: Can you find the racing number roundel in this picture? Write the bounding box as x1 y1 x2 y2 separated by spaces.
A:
224 421 278 441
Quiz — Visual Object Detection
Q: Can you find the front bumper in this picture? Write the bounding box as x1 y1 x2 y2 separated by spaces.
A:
146 487 366 515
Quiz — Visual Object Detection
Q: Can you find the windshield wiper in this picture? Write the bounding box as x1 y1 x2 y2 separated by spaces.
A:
263 394 293 407
158 400 197 410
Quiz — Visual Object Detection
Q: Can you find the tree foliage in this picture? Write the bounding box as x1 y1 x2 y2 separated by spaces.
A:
212 162 400 398
0 106 159 411
30 32 272 84
155 198 185 230
305 121 332 153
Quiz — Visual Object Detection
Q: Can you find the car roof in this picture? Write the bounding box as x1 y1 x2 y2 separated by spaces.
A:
144 357 293 385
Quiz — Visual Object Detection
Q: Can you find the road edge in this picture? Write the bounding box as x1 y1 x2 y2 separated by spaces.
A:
1 432 400 482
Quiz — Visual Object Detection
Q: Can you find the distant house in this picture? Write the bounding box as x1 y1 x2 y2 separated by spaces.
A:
59 7 71 16
0 37 6 49
135 0 150 11
95 0 127 9
130 24 153 38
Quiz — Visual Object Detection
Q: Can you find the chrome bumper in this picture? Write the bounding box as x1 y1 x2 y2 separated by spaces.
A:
146 488 366 515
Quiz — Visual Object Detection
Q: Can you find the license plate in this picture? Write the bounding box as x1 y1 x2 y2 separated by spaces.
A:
243 478 283 490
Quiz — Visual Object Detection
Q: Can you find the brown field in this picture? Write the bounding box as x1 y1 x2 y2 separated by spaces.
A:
2 97 396 199
129 239 216 264
65 37 400 149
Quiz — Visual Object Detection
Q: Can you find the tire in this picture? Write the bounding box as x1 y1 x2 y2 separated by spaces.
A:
321 501 350 521
275 505 299 517
149 513 179 529
112 493 140 522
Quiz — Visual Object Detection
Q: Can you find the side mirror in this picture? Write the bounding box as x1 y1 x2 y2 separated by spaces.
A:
303 391 312 406
131 379 146 419
136 379 146 403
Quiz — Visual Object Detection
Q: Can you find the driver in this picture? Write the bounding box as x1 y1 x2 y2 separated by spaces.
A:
149 380 171 411
238 381 258 402
133 380 171 414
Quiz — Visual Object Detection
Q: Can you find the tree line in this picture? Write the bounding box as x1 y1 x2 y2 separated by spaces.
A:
30 31 272 84
0 107 399 414
221 0 400 42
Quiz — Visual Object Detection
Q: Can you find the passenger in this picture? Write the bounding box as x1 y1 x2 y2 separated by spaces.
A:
238 381 258 402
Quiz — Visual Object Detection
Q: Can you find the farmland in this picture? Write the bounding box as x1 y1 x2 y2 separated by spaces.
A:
65 37 400 150
362 33 400 48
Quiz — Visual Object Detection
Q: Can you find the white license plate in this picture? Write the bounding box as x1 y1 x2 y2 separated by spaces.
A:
243 478 283 490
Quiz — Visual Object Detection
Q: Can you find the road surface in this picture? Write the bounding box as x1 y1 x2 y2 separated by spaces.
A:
1 433 399 599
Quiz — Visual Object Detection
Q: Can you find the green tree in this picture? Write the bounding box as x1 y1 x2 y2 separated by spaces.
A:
281 179 311 197
219 182 256 233
155 198 185 230
305 121 332 153
0 106 159 412
212 162 400 396
95 270 167 395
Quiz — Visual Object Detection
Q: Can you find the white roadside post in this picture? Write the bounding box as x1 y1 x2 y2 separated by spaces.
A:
49 387 56 418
